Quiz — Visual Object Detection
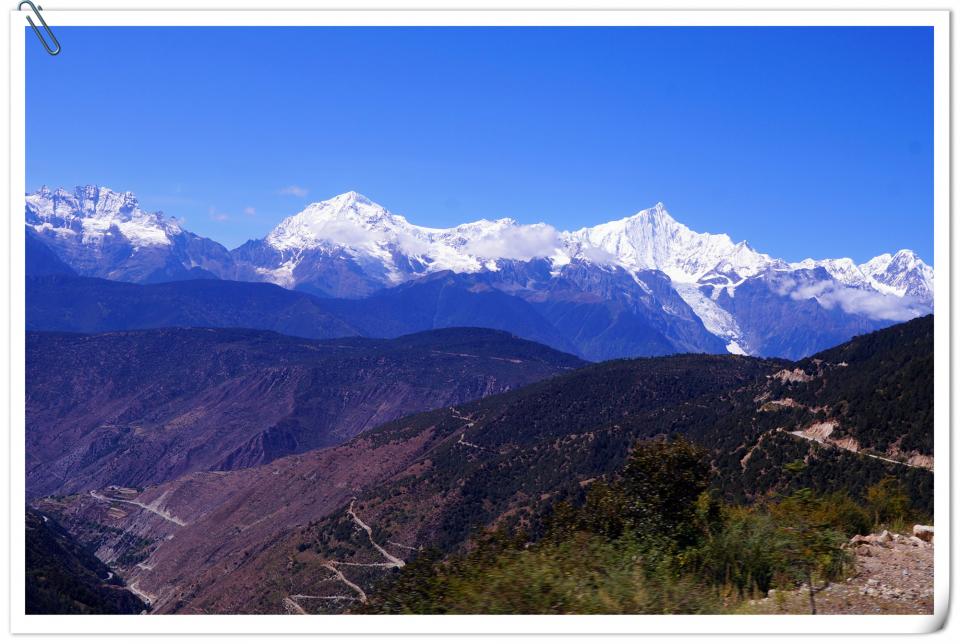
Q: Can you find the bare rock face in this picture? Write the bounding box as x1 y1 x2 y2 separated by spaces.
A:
912 525 934 543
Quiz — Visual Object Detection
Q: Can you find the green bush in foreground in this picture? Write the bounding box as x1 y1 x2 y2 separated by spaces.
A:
362 437 914 615
365 529 724 614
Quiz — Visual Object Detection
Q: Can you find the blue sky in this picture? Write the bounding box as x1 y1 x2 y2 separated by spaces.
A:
27 26 932 262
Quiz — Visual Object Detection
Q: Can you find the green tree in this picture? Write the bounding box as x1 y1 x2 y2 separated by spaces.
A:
865 476 910 529
618 436 710 548
770 489 853 614
682 504 783 598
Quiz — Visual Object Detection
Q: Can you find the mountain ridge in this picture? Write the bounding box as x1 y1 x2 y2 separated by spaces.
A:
28 186 932 286
33 316 933 614
26 326 584 498
26 185 933 359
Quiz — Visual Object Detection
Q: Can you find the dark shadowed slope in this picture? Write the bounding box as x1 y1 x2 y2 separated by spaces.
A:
322 271 578 355
26 327 584 498
26 269 727 362
26 230 76 277
26 508 146 614
26 275 359 340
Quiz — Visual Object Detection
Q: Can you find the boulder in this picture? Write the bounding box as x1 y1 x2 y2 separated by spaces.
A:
909 535 928 547
913 525 934 543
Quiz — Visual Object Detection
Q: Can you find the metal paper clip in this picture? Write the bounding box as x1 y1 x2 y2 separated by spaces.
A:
19 1 60 56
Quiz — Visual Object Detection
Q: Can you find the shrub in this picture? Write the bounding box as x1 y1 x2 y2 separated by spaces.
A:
682 505 783 598
865 476 911 529
767 489 854 614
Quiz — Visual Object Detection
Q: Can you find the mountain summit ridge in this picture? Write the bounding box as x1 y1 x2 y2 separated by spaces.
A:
25 185 934 358
27 185 932 291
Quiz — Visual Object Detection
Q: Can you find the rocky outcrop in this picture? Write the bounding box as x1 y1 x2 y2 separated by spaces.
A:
751 528 934 614
771 368 814 384
849 529 934 608
912 525 934 543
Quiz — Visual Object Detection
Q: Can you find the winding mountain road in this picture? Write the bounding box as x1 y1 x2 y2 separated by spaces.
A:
322 563 368 604
346 499 405 568
88 490 187 526
784 429 931 470
286 501 410 612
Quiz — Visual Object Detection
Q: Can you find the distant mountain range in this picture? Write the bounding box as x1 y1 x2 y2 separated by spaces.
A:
26 185 933 359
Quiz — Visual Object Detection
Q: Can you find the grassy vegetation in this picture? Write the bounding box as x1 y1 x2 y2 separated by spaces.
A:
362 437 928 615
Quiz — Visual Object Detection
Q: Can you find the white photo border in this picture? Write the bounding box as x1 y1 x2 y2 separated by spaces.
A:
6 8 951 635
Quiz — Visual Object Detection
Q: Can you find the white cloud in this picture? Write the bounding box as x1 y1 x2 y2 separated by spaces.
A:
463 223 562 261
208 206 230 222
576 244 618 265
392 230 434 257
771 276 797 297
243 206 256 217
307 219 377 247
781 278 927 321
279 185 309 197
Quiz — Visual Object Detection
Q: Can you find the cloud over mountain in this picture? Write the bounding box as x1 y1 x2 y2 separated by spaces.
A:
462 222 562 261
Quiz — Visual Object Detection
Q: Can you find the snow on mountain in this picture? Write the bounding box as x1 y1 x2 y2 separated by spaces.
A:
244 191 935 310
261 194 785 287
262 191 568 283
671 282 749 355
25 185 233 283
26 186 934 357
859 250 934 299
257 193 937 355
790 257 868 287
788 251 933 301
26 185 181 248
563 202 777 284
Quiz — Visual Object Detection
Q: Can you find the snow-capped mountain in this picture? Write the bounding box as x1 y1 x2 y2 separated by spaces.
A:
26 186 234 283
248 191 933 302
562 202 781 283
27 185 180 248
25 186 934 359
251 193 781 287
791 251 934 300
230 191 932 356
250 190 562 287
859 250 935 299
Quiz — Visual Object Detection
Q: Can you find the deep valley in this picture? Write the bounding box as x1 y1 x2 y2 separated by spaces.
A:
30 316 934 615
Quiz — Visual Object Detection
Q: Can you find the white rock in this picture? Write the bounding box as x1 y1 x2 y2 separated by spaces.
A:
912 525 934 543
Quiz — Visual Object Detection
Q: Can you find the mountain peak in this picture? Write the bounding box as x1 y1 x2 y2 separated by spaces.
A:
631 201 671 219
25 185 177 248
327 190 374 207
891 249 922 262
861 249 929 275
618 202 685 233
304 191 389 219
25 183 934 310
266 191 407 252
